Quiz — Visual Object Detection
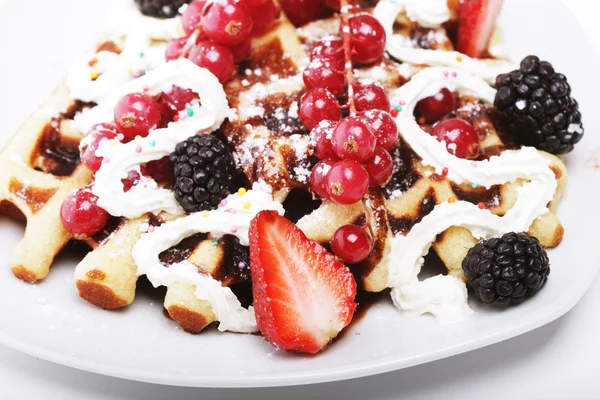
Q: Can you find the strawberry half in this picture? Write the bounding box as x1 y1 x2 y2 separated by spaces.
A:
249 211 357 354
457 0 504 59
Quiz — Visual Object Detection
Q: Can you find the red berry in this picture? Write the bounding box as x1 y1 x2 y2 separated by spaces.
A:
122 170 141 192
310 39 344 70
80 123 118 172
331 225 372 264
353 81 390 112
416 88 456 124
364 147 393 186
332 116 377 162
246 0 280 35
182 0 207 35
279 0 324 26
311 120 338 160
348 14 386 65
188 40 235 83
158 85 200 118
141 156 172 183
60 188 109 237
431 118 481 160
165 37 188 61
229 38 252 62
309 159 336 199
201 0 253 46
303 58 345 94
114 93 163 140
323 0 340 10
326 160 369 205
457 0 503 58
358 110 398 151
299 88 341 130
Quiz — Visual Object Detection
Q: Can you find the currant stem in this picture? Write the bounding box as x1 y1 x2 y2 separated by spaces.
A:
339 0 356 116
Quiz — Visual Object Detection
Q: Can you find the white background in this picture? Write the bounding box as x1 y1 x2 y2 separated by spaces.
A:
1 1 599 399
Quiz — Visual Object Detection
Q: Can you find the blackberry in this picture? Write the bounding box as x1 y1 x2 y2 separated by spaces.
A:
134 0 191 18
170 135 236 213
462 232 550 307
494 56 584 155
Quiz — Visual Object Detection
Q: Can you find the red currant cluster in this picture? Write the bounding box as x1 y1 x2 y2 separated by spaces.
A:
61 86 199 237
279 0 341 26
165 0 280 83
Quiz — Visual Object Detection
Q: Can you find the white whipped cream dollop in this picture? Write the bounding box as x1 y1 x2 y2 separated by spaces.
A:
88 59 230 218
133 183 285 333
373 0 517 84
385 67 557 320
66 2 181 104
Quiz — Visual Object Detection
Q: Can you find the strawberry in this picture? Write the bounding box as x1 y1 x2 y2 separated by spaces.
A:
457 0 504 59
249 211 357 354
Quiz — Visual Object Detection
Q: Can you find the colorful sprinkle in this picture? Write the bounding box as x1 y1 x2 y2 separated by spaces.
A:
448 197 456 204
456 56 463 62
90 71 99 80
148 226 155 233
477 202 485 209
135 135 142 140
470 161 477 168
167 122 174 128
399 100 406 106
441 167 449 177
229 209 237 214
243 202 251 210
418 117 426 125
186 108 194 117
133 71 142 79
238 188 247 196
443 70 449 77
139 51 145 58
104 158 110 164
451 71 458 78
220 199 228 207
135 145 142 153
471 183 478 189
88 58 98 67
231 225 238 233
212 240 219 246
202 130 210 135
173 114 179 122
148 139 156 147
390 108 399 117
395 105 403 112
127 68 133 76
202 210 210 217
238 262 246 269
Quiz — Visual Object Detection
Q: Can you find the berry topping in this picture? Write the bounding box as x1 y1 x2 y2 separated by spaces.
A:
303 58 346 95
363 146 393 186
122 170 142 192
310 120 338 160
331 224 372 264
431 118 480 160
182 0 207 35
249 211 357 354
332 116 377 162
457 0 504 58
280 0 324 27
157 85 200 117
229 38 252 63
348 14 386 65
201 0 253 46
357 110 398 151
494 56 584 154
141 156 173 183
135 0 191 18
310 159 336 199
79 123 118 172
416 88 456 124
326 159 370 205
169 135 236 213
353 81 390 112
188 40 235 83
165 37 190 61
246 0 280 35
310 38 345 71
60 188 109 237
299 88 342 130
113 93 163 140
462 232 550 306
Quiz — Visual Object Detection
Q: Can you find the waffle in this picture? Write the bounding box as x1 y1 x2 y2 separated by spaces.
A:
1 2 569 335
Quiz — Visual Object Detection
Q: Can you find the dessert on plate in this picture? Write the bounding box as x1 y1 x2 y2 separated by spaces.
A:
0 0 584 353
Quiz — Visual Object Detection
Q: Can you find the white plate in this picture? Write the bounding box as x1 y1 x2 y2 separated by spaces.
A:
0 0 598 388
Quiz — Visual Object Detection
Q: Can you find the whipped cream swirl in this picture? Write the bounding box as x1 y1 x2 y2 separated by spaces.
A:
133 183 285 333
373 0 517 84
88 59 229 218
386 67 557 320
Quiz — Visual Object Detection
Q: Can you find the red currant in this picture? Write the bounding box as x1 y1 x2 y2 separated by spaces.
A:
279 0 324 26
348 14 386 65
323 0 340 10
188 40 235 83
331 224 372 264
310 39 344 70
299 88 342 130
431 118 481 160
302 58 345 94
309 159 336 199
246 0 280 35
353 81 390 112
79 124 118 172
358 110 398 151
310 120 338 160
182 0 207 35
122 170 141 192
114 93 163 140
201 0 253 46
60 188 109 237
158 85 200 118
165 37 188 61
230 38 252 63
332 116 377 162
416 88 456 124
244 0 269 6
141 156 172 183
364 147 393 186
326 159 369 205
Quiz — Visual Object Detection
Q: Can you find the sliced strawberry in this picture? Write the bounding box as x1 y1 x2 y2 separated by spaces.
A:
457 0 504 59
249 211 357 354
